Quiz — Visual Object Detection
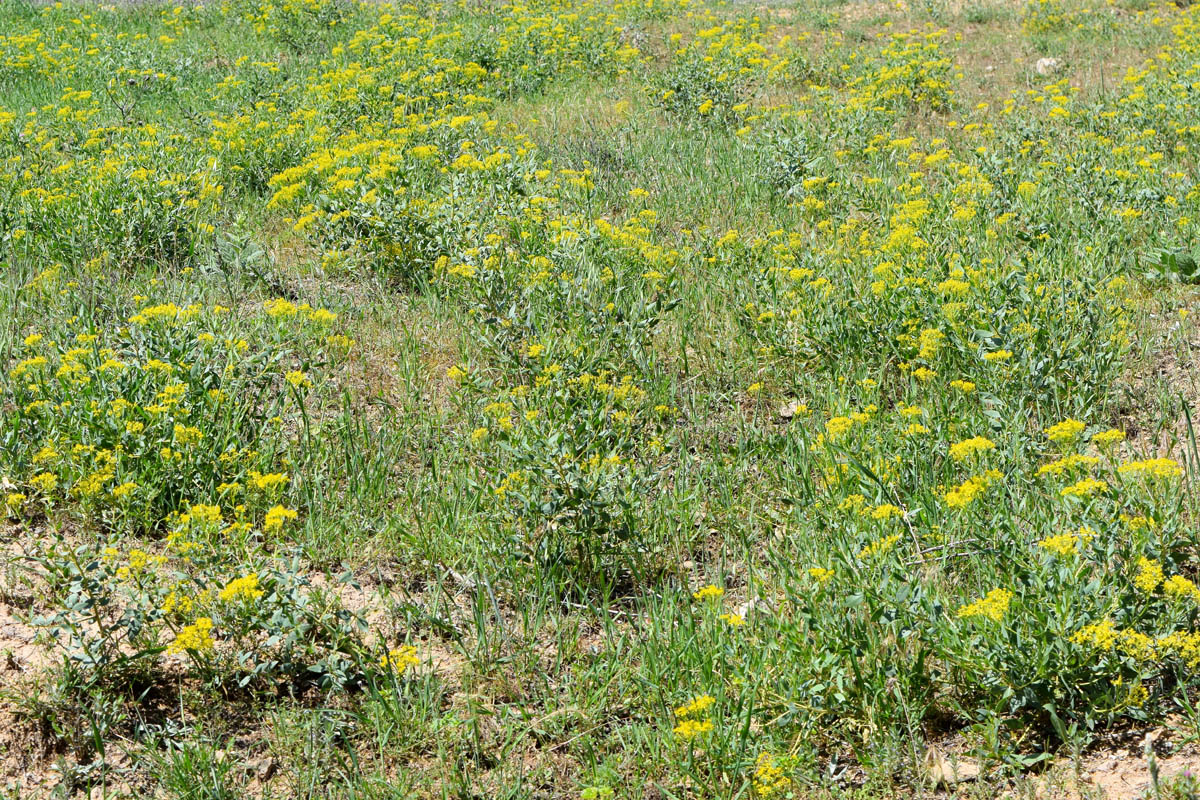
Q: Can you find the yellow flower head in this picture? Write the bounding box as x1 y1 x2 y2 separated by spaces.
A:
219 573 264 603
1060 477 1107 498
753 753 792 797
956 588 1013 622
1118 458 1184 480
858 533 901 559
1133 557 1164 594
674 694 716 718
380 645 419 673
1037 528 1094 557
673 718 714 739
1045 418 1086 443
168 617 215 654
263 505 298 534
1164 575 1200 602
948 435 995 461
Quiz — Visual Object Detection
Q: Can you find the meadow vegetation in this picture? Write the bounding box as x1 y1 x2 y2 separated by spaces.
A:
1 0 1200 795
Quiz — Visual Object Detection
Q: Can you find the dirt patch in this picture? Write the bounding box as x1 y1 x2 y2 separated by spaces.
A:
928 723 1200 799
0 601 47 677
0 531 53 679
1037 727 1200 799
1081 748 1200 799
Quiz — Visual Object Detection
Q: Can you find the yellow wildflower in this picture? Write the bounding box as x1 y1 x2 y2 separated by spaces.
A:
219 573 264 603
1134 557 1164 594
948 435 995 461
263 505 298 534
168 617 215 654
673 718 714 739
1045 419 1086 443
956 588 1013 622
380 645 419 673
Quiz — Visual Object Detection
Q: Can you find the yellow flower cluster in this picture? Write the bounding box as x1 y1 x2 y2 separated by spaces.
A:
956 588 1013 622
380 645 420 673
858 534 901 560
1045 419 1086 443
1060 477 1108 498
1037 527 1095 557
673 694 716 739
808 567 833 583
1073 621 1200 668
168 617 215 654
263 505 298 534
944 470 1002 509
219 573 264 603
752 753 792 798
948 435 995 461
1118 458 1184 479
1134 557 1165 594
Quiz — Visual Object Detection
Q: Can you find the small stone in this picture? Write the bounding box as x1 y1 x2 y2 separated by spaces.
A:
779 400 804 419
247 756 278 781
1035 57 1061 76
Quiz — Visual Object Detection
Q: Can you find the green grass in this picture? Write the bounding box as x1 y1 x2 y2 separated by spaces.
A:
1 0 1200 797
